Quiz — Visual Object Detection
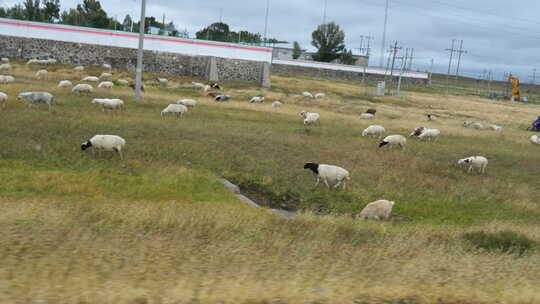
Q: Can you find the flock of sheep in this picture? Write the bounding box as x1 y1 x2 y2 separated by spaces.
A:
1 58 538 221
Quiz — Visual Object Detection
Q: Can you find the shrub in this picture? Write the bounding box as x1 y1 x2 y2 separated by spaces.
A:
463 230 536 256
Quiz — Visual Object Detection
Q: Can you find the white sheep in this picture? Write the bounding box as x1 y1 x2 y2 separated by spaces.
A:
315 93 326 99
530 135 539 145
117 79 129 86
409 127 425 137
272 101 283 108
0 75 15 83
0 63 12 71
490 125 503 131
26 59 38 65
157 78 168 86
17 92 55 111
81 76 99 82
81 135 125 160
359 113 374 119
358 200 395 221
177 99 197 107
379 135 406 149
249 96 265 103
303 162 350 189
302 91 314 98
98 81 114 89
472 122 484 129
463 121 472 127
1 58 9 62
99 72 112 79
161 104 188 118
362 125 385 138
46 59 57 64
417 128 441 141
72 83 95 94
35 69 48 79
0 92 7 109
427 114 437 121
192 82 206 89
300 111 320 125
73 65 84 72
215 94 230 102
91 98 124 112
457 156 488 174
210 83 221 90
102 63 112 70
57 80 73 88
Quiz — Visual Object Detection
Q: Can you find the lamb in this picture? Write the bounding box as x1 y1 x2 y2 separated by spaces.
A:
17 92 55 111
210 83 221 90
0 92 7 109
215 94 230 102
1 58 9 62
303 162 350 189
417 128 440 141
427 113 437 121
0 63 12 71
91 98 124 112
98 81 114 89
359 113 374 119
272 101 283 108
379 135 406 149
117 79 129 86
57 80 73 88
73 66 84 72
490 125 503 131
530 135 539 145
161 104 188 118
358 200 395 221
0 75 15 83
362 125 385 138
314 93 326 99
81 135 126 160
457 156 488 174
35 69 48 79
472 122 484 129
249 96 265 103
302 91 314 98
81 76 99 82
72 83 94 94
177 99 197 107
99 72 112 79
300 111 320 125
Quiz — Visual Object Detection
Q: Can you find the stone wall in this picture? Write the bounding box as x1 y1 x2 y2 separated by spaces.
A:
0 34 269 85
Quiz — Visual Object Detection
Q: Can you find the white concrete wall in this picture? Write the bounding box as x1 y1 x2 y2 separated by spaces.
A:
0 18 273 63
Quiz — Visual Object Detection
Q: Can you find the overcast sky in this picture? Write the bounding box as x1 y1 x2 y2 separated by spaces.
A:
3 0 540 82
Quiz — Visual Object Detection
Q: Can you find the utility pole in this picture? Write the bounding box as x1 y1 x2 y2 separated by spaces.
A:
388 41 401 80
407 48 414 70
135 0 146 103
454 40 467 80
397 48 409 96
263 0 270 46
366 35 373 57
445 39 456 95
379 0 389 67
428 58 434 86
162 13 165 30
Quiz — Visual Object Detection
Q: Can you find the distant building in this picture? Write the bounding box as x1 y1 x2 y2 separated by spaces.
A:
272 44 369 66
148 26 160 35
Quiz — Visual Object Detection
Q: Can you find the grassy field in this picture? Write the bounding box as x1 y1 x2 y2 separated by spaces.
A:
1 61 540 303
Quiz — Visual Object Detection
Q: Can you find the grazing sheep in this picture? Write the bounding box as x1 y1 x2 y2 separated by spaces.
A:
177 99 197 107
35 69 48 79
192 82 207 89
0 63 12 71
57 80 73 88
303 162 350 189
0 92 7 109
210 83 221 90
358 200 395 221
0 75 15 83
99 72 112 79
272 101 283 108
300 111 320 125
73 66 84 72
490 125 503 131
379 135 406 149
409 127 425 137
72 83 94 94
302 91 314 98
1 58 9 62
157 78 168 86
161 104 188 118
249 96 265 103
81 76 99 82
472 122 484 129
46 59 57 64
463 121 472 127
457 156 488 174
359 113 374 119
81 135 125 160
102 63 112 70
207 92 221 98
91 98 124 112
365 108 377 115
362 125 385 138
215 94 230 102
98 81 114 89
427 113 437 121
315 93 326 99
128 83 145 92
17 92 55 111
530 135 539 145
417 128 441 141
117 79 129 86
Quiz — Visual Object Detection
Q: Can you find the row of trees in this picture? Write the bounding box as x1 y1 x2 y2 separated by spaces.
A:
195 22 285 45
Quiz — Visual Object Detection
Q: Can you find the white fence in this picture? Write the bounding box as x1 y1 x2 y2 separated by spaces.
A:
0 18 273 63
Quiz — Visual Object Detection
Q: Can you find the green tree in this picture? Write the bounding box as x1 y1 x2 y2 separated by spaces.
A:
60 8 80 25
43 0 60 22
76 0 109 28
0 7 7 18
122 14 132 31
311 22 346 62
340 49 356 65
196 22 230 42
292 41 302 59
8 4 26 20
24 0 42 21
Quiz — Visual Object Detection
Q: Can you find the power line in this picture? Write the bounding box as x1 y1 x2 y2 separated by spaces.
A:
445 39 456 95
454 40 467 79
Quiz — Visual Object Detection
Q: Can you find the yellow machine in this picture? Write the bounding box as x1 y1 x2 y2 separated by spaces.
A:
507 74 520 101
